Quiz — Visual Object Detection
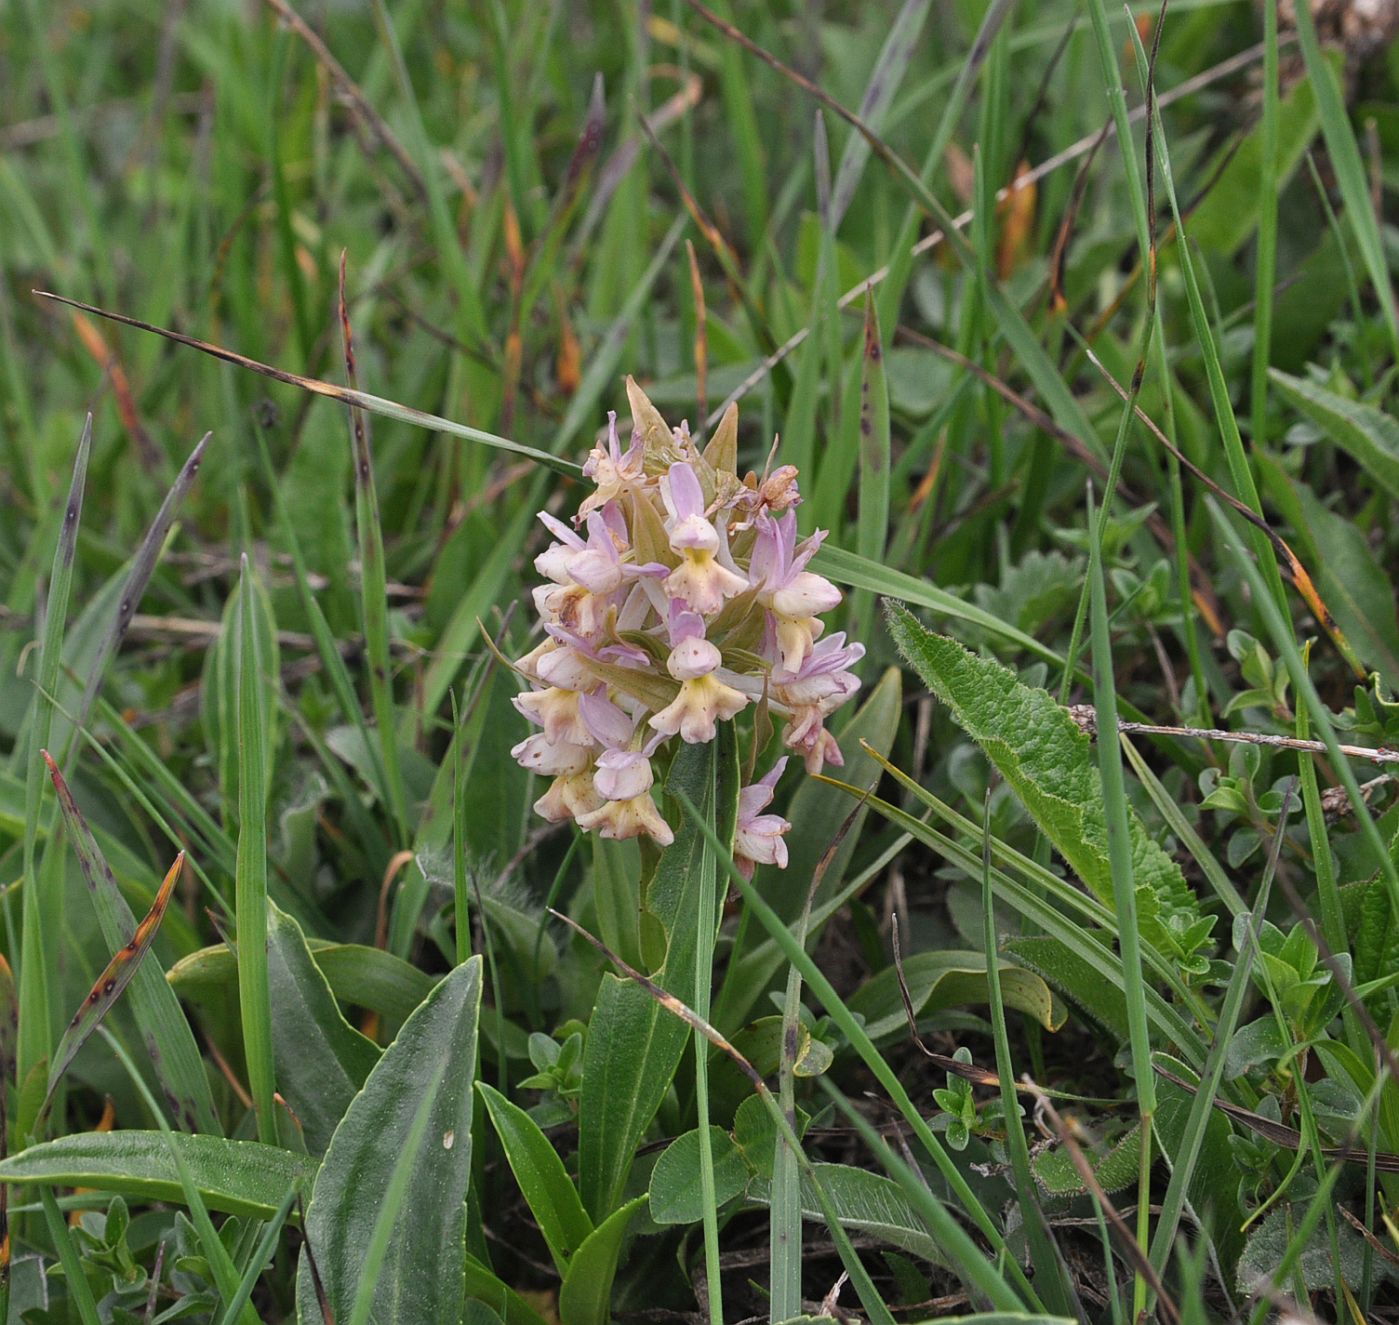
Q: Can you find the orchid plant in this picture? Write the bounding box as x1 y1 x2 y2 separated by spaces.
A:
511 378 863 876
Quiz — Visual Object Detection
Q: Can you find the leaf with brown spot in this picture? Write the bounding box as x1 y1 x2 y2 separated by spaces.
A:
44 852 186 1116
43 753 218 1133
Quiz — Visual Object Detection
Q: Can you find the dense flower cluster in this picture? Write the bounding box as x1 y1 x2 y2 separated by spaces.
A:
511 379 863 875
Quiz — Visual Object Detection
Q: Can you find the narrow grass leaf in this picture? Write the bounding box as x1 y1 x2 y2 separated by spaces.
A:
44 755 219 1133
31 292 577 475
77 430 211 728
43 850 185 1113
814 544 1067 668
19 413 91 1086
235 554 277 1144
340 261 410 841
981 800 1079 1318
1287 6 1399 359
1087 497 1156 1312
215 1181 299 1325
39 1184 102 1325
852 294 890 633
828 0 933 229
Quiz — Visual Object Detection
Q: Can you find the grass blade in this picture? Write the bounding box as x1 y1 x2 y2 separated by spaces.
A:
19 412 92 1094
235 553 277 1145
31 292 579 476
1289 2 1399 361
339 257 410 841
44 755 219 1133
42 850 185 1116
77 430 210 730
1087 486 1155 1315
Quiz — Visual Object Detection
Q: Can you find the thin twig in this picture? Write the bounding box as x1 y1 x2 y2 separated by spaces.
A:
1068 707 1399 767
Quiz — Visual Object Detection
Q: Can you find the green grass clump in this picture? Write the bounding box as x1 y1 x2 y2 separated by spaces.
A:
4 1 1399 1320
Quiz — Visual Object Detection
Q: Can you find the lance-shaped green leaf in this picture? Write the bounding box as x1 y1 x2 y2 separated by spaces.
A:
296 957 483 1325
44 850 185 1112
478 1083 593 1278
0 1131 316 1219
748 1163 952 1269
266 903 381 1155
884 604 1211 970
847 950 1065 1041
556 1195 647 1325
44 754 218 1133
1270 368 1399 501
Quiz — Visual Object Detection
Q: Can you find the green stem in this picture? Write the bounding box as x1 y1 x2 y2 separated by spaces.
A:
692 756 723 1325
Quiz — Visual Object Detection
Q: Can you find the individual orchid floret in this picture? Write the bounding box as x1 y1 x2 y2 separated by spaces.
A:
510 732 594 777
781 708 845 776
577 742 674 846
661 463 748 616
773 632 865 711
649 603 748 743
734 757 792 878
535 770 605 825
749 511 842 671
579 412 645 518
576 788 675 846
534 510 627 596
513 685 594 748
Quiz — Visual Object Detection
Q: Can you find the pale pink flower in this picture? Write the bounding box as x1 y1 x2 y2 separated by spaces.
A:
512 686 593 748
734 757 791 878
649 674 748 744
661 463 748 615
579 412 645 518
534 770 605 823
514 383 863 849
577 792 674 846
510 732 594 776
750 511 842 671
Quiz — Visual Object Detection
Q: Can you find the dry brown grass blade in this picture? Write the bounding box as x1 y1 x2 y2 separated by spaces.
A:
548 908 766 1093
1154 1066 1399 1172
32 290 581 477
686 239 709 434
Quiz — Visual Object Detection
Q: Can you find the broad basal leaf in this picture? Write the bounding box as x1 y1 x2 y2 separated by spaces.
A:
296 957 482 1325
